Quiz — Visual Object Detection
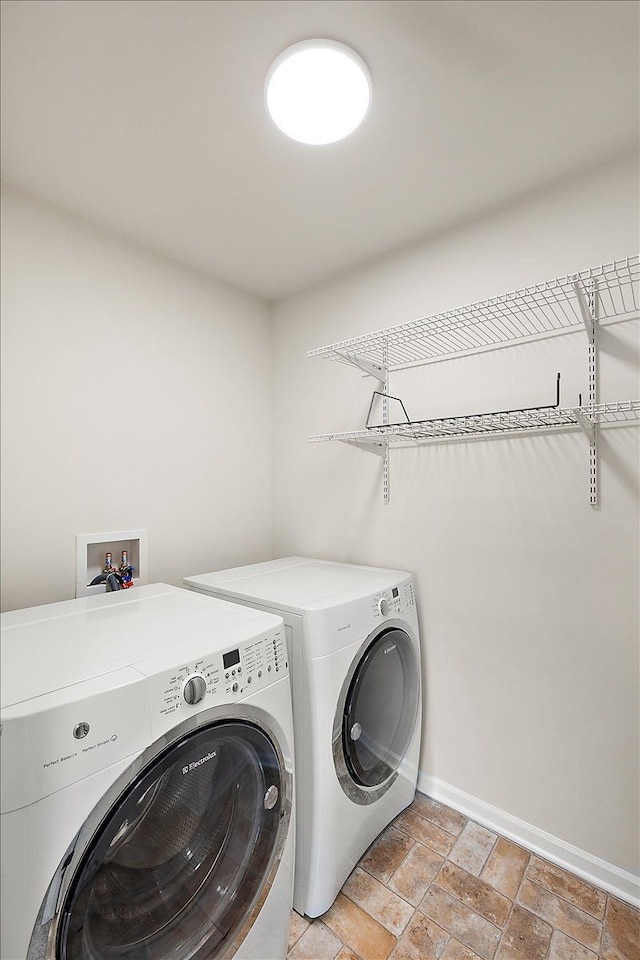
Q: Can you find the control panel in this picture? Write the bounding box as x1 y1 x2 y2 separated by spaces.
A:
157 627 288 723
371 580 415 620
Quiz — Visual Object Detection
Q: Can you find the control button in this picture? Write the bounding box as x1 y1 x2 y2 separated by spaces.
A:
378 597 390 617
258 670 263 678
232 682 239 693
247 675 252 684
267 665 272 672
73 722 90 740
225 672 229 679
237 666 242 674
183 674 207 706
231 669 236 676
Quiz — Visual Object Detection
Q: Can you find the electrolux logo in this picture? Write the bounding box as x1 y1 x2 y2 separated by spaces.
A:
182 750 217 774
384 644 397 655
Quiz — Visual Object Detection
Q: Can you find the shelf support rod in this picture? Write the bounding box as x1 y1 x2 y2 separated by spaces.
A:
381 343 390 503
334 350 387 384
574 278 599 504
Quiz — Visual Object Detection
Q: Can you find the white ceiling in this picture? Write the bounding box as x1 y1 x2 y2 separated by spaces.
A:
1 0 638 299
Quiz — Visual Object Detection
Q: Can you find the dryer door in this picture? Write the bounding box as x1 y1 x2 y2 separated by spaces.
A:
37 718 289 960
335 627 420 803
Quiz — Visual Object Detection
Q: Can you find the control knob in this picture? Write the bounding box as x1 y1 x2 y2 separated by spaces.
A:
378 597 390 617
183 674 207 706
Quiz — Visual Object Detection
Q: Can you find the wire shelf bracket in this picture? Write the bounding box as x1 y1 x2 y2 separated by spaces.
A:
342 438 388 458
333 349 387 384
575 409 596 446
574 280 596 344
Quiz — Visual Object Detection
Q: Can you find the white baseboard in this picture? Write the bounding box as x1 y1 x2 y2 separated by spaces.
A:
418 772 640 909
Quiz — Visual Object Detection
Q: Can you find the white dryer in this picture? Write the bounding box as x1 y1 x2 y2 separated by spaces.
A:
184 557 422 918
1 584 294 960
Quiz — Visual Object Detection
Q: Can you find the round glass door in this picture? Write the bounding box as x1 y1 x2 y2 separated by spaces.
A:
56 720 285 960
342 628 419 790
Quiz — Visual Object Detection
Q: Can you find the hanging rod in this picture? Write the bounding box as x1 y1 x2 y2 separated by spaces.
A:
366 375 562 429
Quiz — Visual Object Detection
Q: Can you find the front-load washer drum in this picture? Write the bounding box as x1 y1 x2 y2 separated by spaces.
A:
333 626 420 805
33 719 288 960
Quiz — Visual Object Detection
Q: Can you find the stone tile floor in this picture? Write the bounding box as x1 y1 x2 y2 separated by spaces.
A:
287 792 639 960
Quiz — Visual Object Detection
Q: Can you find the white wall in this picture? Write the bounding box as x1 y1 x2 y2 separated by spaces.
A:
2 156 638 883
1 183 273 612
271 153 640 876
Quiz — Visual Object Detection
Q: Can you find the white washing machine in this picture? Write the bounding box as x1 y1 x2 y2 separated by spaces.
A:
184 557 422 918
1 583 295 960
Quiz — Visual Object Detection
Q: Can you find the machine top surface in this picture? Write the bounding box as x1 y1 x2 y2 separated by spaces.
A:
184 556 412 613
1 583 283 707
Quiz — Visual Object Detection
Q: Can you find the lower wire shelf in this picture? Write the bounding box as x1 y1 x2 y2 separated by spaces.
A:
308 400 640 445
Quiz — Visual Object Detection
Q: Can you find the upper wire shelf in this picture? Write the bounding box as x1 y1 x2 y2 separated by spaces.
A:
308 400 640 445
307 256 639 370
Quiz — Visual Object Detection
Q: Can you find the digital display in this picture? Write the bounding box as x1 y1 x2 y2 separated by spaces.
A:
223 648 241 669
392 587 399 598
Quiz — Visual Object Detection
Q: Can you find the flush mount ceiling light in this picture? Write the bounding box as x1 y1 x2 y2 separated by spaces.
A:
265 39 371 145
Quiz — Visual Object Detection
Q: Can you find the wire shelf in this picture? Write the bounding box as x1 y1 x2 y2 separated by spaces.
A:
307 256 639 370
308 400 640 445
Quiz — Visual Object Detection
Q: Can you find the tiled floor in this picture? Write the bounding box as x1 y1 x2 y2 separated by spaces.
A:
287 792 639 960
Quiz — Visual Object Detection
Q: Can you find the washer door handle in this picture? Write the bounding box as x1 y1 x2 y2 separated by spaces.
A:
264 784 279 810
350 722 362 741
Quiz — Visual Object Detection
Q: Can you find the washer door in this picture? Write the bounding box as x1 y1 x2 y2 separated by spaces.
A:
334 627 420 803
48 719 288 960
